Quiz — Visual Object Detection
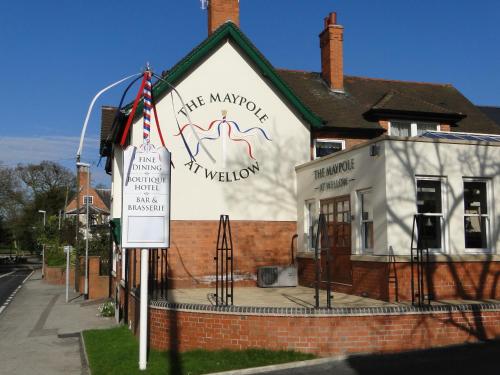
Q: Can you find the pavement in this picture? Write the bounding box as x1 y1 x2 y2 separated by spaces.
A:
0 269 116 375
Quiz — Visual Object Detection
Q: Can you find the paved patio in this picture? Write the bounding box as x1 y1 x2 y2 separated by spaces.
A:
162 286 499 308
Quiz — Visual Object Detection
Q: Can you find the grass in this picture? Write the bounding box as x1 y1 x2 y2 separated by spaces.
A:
83 326 315 375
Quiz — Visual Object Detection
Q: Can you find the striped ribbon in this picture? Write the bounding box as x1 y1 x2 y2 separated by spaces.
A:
143 71 153 144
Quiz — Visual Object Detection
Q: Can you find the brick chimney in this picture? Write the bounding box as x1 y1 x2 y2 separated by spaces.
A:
319 12 344 92
77 165 91 197
208 0 240 35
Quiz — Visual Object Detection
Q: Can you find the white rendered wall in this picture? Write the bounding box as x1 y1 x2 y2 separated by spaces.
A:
295 141 388 254
112 40 311 221
385 139 500 256
296 138 500 257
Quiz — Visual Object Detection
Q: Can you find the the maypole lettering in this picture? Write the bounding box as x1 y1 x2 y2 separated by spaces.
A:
175 92 272 182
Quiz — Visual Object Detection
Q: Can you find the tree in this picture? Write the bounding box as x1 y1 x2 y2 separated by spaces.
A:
16 161 75 216
0 164 26 221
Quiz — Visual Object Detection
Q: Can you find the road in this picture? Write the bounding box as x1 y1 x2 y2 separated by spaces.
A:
0 266 33 313
259 340 500 375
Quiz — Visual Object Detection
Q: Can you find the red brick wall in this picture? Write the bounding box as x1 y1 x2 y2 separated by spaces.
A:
77 256 110 300
297 258 500 302
146 304 500 356
44 265 75 286
298 258 500 302
135 220 297 288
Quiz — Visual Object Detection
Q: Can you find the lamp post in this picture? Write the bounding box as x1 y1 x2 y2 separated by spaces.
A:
76 162 90 299
38 210 46 278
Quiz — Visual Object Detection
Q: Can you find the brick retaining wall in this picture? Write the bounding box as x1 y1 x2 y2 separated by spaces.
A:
44 265 75 286
125 294 500 356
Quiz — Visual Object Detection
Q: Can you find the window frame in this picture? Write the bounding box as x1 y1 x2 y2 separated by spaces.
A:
313 138 345 159
415 176 448 253
83 195 93 205
388 121 441 137
358 189 374 254
463 178 492 253
304 199 317 251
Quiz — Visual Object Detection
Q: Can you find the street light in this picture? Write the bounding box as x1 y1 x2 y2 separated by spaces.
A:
38 210 46 278
76 162 90 299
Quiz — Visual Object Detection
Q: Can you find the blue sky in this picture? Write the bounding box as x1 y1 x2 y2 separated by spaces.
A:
0 0 499 184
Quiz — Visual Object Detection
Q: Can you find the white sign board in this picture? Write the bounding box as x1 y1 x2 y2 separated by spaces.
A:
121 145 171 248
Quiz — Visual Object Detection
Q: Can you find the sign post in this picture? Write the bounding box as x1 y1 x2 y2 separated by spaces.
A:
121 143 171 371
64 245 73 303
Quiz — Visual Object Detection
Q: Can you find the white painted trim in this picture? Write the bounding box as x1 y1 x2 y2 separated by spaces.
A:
313 138 345 159
414 175 449 253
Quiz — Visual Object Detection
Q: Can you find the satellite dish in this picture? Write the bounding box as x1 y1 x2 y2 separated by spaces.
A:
200 0 208 10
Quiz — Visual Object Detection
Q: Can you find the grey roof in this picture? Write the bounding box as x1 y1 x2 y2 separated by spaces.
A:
277 70 500 134
477 106 500 127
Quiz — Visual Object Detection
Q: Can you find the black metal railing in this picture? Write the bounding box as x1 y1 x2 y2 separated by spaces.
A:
410 214 431 306
314 213 333 309
214 215 234 306
149 249 168 300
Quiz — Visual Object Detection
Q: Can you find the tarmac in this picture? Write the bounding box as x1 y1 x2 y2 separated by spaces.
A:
0 269 116 375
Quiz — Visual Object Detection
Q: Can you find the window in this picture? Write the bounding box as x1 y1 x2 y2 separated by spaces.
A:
359 190 373 252
304 200 316 250
389 121 439 137
416 178 446 250
463 179 490 250
314 139 345 159
83 195 93 205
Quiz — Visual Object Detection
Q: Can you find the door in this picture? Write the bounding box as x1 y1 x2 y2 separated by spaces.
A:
320 195 352 285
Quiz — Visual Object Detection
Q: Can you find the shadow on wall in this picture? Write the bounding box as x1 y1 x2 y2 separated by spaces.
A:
385 139 500 341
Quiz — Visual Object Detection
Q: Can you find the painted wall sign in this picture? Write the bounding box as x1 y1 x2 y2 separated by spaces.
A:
313 158 355 180
121 145 171 248
175 92 272 183
318 178 349 192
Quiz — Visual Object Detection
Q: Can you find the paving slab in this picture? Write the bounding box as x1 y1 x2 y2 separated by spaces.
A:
0 270 116 375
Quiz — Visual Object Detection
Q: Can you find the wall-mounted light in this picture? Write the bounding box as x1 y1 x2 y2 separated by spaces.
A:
370 144 380 157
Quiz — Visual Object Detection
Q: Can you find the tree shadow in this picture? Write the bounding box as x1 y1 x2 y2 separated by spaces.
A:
385 138 500 341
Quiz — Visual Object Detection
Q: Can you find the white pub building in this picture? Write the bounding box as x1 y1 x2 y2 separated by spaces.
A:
99 0 500 317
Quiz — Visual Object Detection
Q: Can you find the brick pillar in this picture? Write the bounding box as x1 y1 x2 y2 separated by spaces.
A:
208 0 239 35
319 12 344 92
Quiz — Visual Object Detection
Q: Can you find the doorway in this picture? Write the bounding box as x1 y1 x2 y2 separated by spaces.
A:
320 195 352 285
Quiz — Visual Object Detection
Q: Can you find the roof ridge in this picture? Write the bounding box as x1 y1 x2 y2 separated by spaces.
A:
345 75 453 87
276 68 319 74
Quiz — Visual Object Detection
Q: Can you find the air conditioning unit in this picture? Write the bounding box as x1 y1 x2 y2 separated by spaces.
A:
257 266 297 288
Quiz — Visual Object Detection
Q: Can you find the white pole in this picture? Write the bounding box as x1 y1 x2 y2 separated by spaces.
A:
66 247 71 303
139 248 149 371
85 167 90 299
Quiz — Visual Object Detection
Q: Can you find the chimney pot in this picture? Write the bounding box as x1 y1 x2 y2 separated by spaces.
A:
324 12 337 28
